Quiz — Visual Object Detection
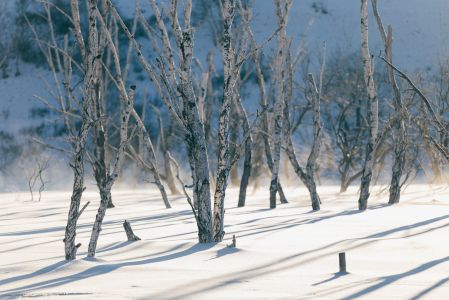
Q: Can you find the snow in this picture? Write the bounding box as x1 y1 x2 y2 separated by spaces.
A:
1 185 449 299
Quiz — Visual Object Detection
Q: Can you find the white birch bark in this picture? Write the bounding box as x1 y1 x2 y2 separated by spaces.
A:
236 91 252 207
249 31 288 204
212 0 237 242
88 85 134 257
64 0 98 260
270 0 292 209
359 0 378 210
371 0 406 205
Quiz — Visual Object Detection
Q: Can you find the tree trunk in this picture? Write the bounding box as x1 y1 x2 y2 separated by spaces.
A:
131 108 171 208
154 106 180 195
236 95 252 208
389 121 406 204
246 15 288 205
229 115 240 187
64 122 90 260
371 1 407 205
212 0 236 242
359 0 378 211
283 73 322 211
88 186 110 257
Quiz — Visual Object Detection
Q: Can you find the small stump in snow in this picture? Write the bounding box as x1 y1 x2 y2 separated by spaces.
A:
123 220 141 241
339 252 347 274
227 235 236 248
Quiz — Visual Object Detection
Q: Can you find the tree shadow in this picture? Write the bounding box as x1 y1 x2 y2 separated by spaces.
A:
145 214 449 299
208 246 241 260
0 210 193 237
0 243 216 297
313 271 350 286
410 274 449 300
341 255 449 300
0 260 69 287
226 209 363 240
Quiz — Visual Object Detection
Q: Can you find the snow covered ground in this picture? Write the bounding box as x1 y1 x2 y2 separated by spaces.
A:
1 185 449 299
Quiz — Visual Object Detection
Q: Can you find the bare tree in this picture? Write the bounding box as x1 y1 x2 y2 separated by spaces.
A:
27 155 50 202
371 0 407 205
283 46 323 211
86 1 140 257
108 0 214 242
29 0 96 260
358 0 378 210
244 5 289 205
269 0 292 209
321 51 367 193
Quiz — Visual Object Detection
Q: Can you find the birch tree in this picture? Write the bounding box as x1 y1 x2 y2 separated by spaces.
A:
107 0 214 242
212 0 237 242
29 0 95 260
283 48 323 211
371 0 407 205
359 0 378 211
213 0 256 241
246 17 289 205
85 1 136 257
269 0 292 209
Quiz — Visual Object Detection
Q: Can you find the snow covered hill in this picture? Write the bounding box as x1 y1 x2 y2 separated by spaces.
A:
251 0 449 71
2 0 448 134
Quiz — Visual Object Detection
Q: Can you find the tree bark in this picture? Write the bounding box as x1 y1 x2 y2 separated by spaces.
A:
358 0 378 210
371 0 407 205
123 220 141 241
236 94 252 207
269 0 292 209
64 121 90 260
212 0 236 242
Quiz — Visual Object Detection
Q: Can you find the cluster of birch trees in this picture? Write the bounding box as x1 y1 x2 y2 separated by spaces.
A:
29 0 449 261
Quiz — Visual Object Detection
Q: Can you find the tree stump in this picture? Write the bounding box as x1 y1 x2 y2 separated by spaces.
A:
339 252 347 273
123 220 141 241
227 235 236 248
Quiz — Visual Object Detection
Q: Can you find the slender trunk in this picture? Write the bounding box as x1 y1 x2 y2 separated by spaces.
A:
269 65 284 208
389 120 406 204
88 186 110 256
212 0 236 242
65 0 98 260
304 73 322 211
359 0 378 210
371 1 407 205
284 73 322 211
229 113 240 187
247 17 288 204
64 122 90 260
236 95 252 207
155 107 180 195
270 0 292 208
132 108 171 208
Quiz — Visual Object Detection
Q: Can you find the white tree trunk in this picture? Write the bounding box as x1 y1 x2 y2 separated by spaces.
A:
371 0 407 205
270 0 292 209
359 0 378 210
212 0 236 242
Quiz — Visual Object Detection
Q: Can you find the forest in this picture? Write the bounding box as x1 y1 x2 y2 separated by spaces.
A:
1 0 449 299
